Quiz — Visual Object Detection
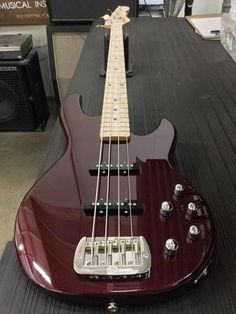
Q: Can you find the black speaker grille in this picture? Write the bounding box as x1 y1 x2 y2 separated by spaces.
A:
0 68 36 130
0 78 19 121
0 50 49 132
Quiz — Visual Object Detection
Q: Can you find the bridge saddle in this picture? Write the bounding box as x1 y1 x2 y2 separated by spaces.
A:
73 236 151 279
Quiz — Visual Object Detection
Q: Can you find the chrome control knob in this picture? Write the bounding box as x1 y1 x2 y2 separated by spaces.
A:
174 184 184 196
164 239 178 256
188 225 200 240
160 201 173 216
187 202 198 216
107 301 119 313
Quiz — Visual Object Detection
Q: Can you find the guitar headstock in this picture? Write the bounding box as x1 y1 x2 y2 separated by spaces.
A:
102 6 130 29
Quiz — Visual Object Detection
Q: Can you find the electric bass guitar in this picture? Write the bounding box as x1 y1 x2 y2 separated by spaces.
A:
15 6 215 312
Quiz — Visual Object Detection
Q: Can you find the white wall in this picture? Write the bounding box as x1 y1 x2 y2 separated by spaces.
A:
192 0 223 15
0 25 53 97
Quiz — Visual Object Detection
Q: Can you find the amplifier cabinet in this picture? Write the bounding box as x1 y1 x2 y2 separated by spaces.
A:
0 50 49 131
47 0 138 22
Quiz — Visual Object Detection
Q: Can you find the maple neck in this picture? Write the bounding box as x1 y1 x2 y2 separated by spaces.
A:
100 23 130 141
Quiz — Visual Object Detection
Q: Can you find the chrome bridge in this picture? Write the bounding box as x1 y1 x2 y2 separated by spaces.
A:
73 236 151 279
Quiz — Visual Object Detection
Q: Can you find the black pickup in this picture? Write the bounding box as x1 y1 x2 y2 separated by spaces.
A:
89 162 140 176
84 200 144 216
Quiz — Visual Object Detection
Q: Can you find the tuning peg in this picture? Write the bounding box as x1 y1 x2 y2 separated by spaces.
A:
102 14 110 21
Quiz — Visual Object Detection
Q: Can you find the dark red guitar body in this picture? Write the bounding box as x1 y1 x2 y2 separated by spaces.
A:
15 94 215 306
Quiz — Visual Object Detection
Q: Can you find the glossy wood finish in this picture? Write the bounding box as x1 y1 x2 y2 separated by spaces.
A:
14 94 215 301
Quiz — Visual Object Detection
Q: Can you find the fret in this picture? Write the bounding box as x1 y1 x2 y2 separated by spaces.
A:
100 22 130 141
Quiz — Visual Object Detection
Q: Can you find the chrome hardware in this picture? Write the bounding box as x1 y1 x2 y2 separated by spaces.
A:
103 14 111 21
74 236 151 279
107 301 119 313
194 266 208 284
188 225 200 240
106 9 113 15
187 202 198 216
174 184 184 196
160 201 173 216
164 238 179 256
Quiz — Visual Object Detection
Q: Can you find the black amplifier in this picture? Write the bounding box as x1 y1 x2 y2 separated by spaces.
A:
0 50 49 131
0 34 32 60
47 0 138 22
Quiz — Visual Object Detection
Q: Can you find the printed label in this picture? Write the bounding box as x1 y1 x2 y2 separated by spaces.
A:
0 0 49 25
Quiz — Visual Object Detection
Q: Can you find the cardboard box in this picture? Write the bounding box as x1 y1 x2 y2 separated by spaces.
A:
221 13 236 62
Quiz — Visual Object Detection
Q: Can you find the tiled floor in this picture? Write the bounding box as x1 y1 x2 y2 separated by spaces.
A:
0 101 57 258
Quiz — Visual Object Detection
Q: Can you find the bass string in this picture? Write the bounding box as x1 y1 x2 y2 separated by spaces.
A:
126 137 135 263
104 32 115 265
91 25 134 267
90 136 133 266
104 135 111 265
104 136 133 267
117 135 121 265
91 27 115 266
104 26 131 266
90 139 103 266
104 91 113 265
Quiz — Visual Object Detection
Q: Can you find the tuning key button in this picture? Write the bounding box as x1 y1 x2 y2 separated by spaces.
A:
174 184 184 196
187 202 198 216
164 239 179 256
188 225 200 240
160 201 173 216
